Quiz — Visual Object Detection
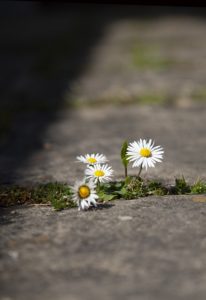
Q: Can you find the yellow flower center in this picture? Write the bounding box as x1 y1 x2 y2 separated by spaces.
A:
87 157 97 164
139 148 152 158
78 185 90 199
94 170 105 177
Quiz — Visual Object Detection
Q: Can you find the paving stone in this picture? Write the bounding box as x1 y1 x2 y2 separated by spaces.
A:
1 195 206 300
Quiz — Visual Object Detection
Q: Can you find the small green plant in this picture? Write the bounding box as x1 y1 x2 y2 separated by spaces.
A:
124 177 147 199
174 176 191 194
190 180 206 194
110 177 144 200
108 178 168 200
147 180 168 196
97 182 122 202
121 141 129 178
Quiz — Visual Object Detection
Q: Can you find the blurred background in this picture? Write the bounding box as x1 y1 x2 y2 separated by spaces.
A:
1 2 206 185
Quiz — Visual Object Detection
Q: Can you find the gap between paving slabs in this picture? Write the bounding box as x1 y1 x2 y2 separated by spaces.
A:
0 176 206 211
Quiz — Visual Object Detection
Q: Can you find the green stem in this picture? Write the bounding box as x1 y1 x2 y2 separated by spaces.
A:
96 179 101 192
137 164 143 179
124 166 128 178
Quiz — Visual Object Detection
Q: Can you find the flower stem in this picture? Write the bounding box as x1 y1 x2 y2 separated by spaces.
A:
137 164 143 179
96 179 100 192
124 166 128 178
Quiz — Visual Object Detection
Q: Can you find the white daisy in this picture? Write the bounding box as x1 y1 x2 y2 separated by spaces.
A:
85 164 113 183
71 179 98 211
76 153 108 165
127 139 164 170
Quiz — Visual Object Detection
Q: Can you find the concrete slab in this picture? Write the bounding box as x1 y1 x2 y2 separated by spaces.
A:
1 195 206 300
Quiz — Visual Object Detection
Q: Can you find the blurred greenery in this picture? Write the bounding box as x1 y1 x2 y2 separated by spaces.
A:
174 176 191 194
192 88 206 102
132 43 175 70
190 180 206 194
70 92 168 108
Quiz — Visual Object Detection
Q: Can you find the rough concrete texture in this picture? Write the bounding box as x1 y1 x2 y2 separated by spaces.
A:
1 195 206 300
1 105 205 186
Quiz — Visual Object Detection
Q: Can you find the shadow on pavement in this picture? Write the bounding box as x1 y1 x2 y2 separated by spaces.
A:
0 2 205 185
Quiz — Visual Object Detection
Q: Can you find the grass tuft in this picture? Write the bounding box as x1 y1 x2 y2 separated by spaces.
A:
0 183 76 211
190 180 206 194
174 176 191 195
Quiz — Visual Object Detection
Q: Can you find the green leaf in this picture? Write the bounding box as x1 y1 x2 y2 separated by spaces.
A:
103 194 117 201
113 182 123 189
121 141 129 167
124 176 132 185
97 190 117 202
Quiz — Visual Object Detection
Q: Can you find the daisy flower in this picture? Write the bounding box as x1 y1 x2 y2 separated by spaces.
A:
71 179 98 211
76 153 108 165
127 139 164 170
85 164 113 183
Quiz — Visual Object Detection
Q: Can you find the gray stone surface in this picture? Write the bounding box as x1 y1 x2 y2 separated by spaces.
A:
1 195 206 300
1 105 205 186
